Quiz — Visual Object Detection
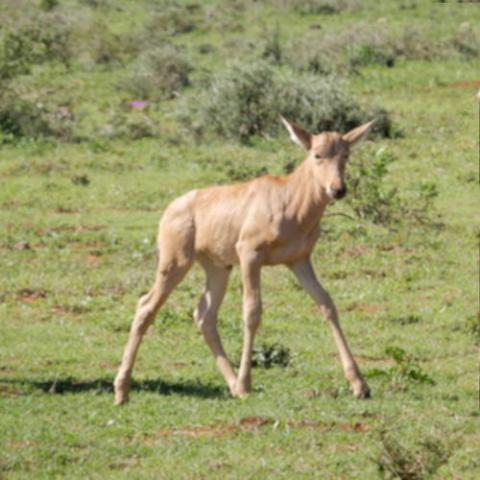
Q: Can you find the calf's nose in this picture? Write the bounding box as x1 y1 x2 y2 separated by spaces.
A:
331 186 347 199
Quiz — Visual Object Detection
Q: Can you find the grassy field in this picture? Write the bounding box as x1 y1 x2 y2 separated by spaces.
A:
1 0 479 478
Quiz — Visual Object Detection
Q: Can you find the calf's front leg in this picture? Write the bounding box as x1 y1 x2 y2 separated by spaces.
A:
290 258 370 399
234 248 263 398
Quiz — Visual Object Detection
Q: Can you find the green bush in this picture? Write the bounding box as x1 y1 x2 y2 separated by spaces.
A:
348 44 396 68
143 5 198 38
103 111 159 140
261 25 284 65
451 22 480 59
193 61 388 143
0 85 75 141
0 12 73 79
286 34 334 74
120 45 192 101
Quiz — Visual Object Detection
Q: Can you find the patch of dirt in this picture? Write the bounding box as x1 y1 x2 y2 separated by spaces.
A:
56 207 81 214
39 224 106 235
361 269 387 278
13 241 32 251
380 244 413 255
8 440 38 450
71 240 106 251
85 255 102 267
98 362 117 370
344 303 382 314
51 305 89 316
159 425 237 438
17 288 48 303
239 416 273 429
449 79 480 89
0 384 24 396
356 355 394 365
171 362 187 369
343 245 369 258
155 418 370 439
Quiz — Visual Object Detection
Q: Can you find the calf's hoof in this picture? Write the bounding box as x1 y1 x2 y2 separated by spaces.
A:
353 383 371 399
113 378 130 405
230 382 250 399
114 391 129 405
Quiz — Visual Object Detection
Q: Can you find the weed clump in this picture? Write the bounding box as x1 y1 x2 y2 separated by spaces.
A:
367 346 434 392
194 61 387 143
347 148 438 225
377 430 454 479
252 343 291 368
465 313 480 344
120 45 192 101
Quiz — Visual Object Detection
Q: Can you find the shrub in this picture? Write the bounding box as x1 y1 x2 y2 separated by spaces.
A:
451 22 480 59
143 5 198 39
103 111 159 140
194 61 388 143
348 43 396 68
261 25 284 65
120 45 192 100
0 84 75 141
286 33 334 74
393 25 442 61
0 12 73 79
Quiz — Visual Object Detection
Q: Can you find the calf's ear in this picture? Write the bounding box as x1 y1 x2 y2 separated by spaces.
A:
343 120 376 146
280 116 312 150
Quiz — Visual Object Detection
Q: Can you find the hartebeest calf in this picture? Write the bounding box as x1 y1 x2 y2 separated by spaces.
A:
114 118 375 404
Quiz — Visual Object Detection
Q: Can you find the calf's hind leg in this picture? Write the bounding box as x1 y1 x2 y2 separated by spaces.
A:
194 259 237 395
114 248 193 405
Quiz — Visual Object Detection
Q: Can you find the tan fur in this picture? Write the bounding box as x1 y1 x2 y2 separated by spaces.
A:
114 119 375 404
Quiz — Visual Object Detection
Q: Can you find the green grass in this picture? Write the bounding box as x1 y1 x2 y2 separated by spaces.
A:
1 0 479 478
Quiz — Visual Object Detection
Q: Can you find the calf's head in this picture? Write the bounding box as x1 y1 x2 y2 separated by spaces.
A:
281 117 375 200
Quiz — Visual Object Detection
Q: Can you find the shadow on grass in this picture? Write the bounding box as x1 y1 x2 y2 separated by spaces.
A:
0 377 225 399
